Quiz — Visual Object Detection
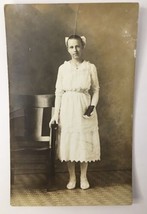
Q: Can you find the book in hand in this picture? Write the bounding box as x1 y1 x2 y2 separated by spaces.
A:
83 105 95 119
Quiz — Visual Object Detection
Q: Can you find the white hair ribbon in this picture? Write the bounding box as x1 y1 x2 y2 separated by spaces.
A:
81 36 86 46
65 37 69 46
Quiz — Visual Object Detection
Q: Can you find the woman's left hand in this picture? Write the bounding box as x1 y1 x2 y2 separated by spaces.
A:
83 105 95 118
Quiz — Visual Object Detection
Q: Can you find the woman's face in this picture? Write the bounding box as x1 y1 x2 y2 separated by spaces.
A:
67 39 84 60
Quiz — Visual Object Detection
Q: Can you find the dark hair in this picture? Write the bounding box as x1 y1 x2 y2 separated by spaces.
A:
66 35 85 47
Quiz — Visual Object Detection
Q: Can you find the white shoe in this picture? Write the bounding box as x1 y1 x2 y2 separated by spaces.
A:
80 177 90 190
66 180 76 190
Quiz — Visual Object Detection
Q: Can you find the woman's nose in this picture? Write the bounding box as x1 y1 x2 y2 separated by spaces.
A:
73 47 77 52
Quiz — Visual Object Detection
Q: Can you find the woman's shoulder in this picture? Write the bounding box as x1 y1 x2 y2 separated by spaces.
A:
85 61 97 71
58 61 70 71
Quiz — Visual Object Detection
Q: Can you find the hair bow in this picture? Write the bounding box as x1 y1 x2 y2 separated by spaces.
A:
65 36 87 47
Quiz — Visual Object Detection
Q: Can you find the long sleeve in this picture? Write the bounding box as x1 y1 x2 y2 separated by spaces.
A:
54 66 64 117
90 64 100 107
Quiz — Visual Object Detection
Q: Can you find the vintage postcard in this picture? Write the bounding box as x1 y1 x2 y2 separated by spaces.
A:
4 3 139 206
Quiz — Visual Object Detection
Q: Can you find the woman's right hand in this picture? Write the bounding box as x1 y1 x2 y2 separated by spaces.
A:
49 115 58 128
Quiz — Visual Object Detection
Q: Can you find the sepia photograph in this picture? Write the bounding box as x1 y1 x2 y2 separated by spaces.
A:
4 3 139 206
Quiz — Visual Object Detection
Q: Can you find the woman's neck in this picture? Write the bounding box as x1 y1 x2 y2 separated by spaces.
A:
71 58 84 64
70 58 84 69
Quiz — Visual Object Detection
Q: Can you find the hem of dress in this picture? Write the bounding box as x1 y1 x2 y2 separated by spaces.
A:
58 158 101 163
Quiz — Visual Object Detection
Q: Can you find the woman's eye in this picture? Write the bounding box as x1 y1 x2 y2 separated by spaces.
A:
69 45 80 49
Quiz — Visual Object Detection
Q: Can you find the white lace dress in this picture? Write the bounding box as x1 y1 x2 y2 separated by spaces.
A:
55 60 100 162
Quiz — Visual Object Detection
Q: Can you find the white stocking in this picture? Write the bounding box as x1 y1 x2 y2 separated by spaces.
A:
66 161 76 189
80 162 90 189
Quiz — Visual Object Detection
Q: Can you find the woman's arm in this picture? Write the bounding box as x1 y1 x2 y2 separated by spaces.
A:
49 66 64 125
90 64 100 107
83 64 100 118
54 66 64 118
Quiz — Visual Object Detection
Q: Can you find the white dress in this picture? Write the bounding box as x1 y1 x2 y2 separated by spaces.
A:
55 60 100 162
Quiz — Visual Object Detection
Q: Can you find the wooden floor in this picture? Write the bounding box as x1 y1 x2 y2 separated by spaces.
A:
11 170 132 206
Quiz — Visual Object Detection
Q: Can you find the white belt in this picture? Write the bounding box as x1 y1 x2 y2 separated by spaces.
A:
64 89 89 94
